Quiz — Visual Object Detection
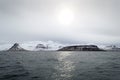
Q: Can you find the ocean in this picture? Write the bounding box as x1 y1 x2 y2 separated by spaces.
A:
0 51 120 80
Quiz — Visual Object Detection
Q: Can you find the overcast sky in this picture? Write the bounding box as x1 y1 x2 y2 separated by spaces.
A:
0 0 120 45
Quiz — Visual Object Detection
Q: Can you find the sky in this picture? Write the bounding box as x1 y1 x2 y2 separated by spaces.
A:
0 0 120 45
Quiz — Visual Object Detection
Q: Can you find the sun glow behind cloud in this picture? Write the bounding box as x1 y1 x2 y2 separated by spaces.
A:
57 7 75 26
0 0 120 44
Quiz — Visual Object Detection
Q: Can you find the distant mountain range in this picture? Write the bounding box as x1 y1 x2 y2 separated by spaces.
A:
0 41 120 51
0 41 65 51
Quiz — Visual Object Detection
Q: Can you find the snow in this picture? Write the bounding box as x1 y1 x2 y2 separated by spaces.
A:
0 40 113 51
0 44 12 51
21 40 65 51
0 40 65 51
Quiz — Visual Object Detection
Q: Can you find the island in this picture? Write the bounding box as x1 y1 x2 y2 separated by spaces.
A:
58 45 104 51
7 43 27 51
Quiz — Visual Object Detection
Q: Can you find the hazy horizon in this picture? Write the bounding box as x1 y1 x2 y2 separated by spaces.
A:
0 0 120 45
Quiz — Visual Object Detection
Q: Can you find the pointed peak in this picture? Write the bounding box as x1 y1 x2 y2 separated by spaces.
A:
8 43 26 51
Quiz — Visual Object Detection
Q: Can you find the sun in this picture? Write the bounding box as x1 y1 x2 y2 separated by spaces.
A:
57 8 74 26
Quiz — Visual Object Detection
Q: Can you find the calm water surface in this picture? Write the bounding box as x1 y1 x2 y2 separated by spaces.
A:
0 51 120 80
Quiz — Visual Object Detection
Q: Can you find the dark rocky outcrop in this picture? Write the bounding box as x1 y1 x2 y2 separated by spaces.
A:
35 44 47 49
34 44 49 51
8 43 26 51
58 45 104 51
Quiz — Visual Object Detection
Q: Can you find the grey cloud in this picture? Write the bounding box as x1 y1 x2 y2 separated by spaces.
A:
0 0 120 44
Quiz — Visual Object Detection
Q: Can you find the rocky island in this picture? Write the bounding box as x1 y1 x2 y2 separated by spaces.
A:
58 45 104 51
8 43 27 51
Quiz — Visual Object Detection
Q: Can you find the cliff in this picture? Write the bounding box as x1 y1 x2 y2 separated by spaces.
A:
58 45 104 51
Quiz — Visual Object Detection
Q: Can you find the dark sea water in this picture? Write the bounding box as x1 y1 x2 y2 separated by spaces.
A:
0 51 120 80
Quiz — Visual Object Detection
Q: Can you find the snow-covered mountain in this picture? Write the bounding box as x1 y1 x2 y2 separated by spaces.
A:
8 43 26 51
104 45 120 51
0 41 65 51
1 41 115 51
21 41 65 51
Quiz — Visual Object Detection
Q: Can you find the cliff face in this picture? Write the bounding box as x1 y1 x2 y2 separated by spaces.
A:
58 45 104 51
8 43 26 51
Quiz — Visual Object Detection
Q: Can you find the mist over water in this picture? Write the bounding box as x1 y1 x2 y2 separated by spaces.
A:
0 51 120 80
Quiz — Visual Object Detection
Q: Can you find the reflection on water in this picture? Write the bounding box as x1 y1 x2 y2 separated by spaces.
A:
58 52 71 60
53 52 75 80
0 51 120 80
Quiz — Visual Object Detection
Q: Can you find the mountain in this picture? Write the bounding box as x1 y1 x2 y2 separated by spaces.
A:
0 41 65 51
104 45 120 51
58 45 104 51
35 44 48 51
36 44 47 49
0 41 107 51
21 41 65 51
8 43 27 51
